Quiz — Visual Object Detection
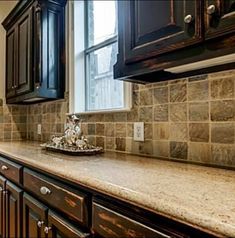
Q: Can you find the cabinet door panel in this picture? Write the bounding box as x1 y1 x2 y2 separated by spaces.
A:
5 181 23 238
47 211 90 238
6 28 16 99
23 193 47 238
122 0 202 63
15 7 33 95
0 176 6 238
205 0 235 39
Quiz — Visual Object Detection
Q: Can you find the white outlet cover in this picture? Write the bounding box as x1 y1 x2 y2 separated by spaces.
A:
134 122 144 142
37 124 42 135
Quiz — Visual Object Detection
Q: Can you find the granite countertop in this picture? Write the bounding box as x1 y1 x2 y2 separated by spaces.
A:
0 142 234 237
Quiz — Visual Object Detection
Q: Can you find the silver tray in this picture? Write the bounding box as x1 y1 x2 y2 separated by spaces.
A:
40 144 103 156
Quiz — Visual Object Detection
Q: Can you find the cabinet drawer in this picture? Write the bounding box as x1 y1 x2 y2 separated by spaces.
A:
0 157 22 184
92 202 171 238
23 168 89 226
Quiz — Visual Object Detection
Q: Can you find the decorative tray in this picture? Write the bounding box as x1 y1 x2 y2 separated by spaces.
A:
40 144 103 156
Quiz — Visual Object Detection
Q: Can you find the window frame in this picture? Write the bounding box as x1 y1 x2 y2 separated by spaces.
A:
67 0 132 115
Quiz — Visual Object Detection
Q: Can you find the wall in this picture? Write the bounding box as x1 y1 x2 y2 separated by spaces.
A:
27 69 235 168
0 1 27 141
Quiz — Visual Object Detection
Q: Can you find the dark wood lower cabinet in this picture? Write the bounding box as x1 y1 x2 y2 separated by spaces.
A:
23 193 47 238
0 176 6 238
5 181 23 238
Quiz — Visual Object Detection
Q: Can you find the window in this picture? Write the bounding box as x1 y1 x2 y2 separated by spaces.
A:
68 0 132 114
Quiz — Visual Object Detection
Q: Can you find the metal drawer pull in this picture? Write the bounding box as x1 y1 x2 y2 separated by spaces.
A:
1 165 8 171
37 220 44 228
44 226 52 234
40 186 51 195
184 14 194 24
207 4 216 15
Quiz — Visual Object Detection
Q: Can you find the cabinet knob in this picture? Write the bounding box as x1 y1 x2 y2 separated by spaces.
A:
37 220 44 228
1 165 8 171
207 4 216 15
184 14 194 24
44 226 52 234
40 186 51 195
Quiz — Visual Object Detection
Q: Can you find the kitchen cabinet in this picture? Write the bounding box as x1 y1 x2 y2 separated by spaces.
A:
2 0 66 104
114 0 235 82
0 155 219 238
5 181 23 238
205 0 235 39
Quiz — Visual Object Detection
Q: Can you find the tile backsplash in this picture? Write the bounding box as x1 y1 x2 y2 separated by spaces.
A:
4 69 235 167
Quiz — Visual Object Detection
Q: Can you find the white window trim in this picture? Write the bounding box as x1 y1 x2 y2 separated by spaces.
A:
66 1 132 115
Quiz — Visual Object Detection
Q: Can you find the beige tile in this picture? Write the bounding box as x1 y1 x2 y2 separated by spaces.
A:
211 100 235 121
170 141 188 160
115 138 126 151
154 105 168 122
139 107 153 122
211 77 234 99
96 136 105 148
144 123 152 140
139 140 153 155
211 123 234 144
126 123 133 138
139 89 153 106
153 140 169 158
189 123 209 142
88 123 96 135
170 103 187 122
170 123 188 141
189 102 209 121
127 109 138 122
153 87 168 104
153 123 169 140
105 123 114 137
188 143 210 163
188 81 208 101
115 123 126 137
106 137 115 150
170 83 187 102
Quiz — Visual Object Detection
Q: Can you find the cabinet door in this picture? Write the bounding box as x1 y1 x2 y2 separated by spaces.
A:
15 6 33 96
205 0 235 39
23 193 47 238
47 211 90 238
5 181 23 238
120 0 202 64
0 176 6 238
6 27 16 99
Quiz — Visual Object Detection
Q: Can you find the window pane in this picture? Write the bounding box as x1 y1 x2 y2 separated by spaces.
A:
86 42 123 111
88 0 117 46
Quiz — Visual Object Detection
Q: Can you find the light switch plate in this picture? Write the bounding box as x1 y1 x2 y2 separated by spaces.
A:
134 122 144 142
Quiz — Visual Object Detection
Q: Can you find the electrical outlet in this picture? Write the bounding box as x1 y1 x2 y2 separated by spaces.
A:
134 122 144 141
37 124 42 135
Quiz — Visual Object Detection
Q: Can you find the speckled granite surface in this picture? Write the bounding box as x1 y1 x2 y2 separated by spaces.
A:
0 142 234 237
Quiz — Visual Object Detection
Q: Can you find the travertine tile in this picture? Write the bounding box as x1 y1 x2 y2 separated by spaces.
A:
170 141 188 160
127 109 138 122
153 123 169 140
139 140 153 155
105 123 115 137
188 143 210 162
211 123 234 144
139 107 153 122
115 123 126 137
115 138 126 151
154 105 168 122
170 103 187 122
189 123 209 142
153 87 168 104
96 136 105 148
140 89 153 106
211 100 235 121
106 137 115 150
88 123 96 135
153 140 169 158
211 77 234 99
170 83 187 102
189 102 209 121
126 123 133 137
144 123 152 140
188 81 208 101
170 123 188 141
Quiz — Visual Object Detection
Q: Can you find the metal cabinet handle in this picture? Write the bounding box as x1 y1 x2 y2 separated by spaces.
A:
1 165 8 171
40 186 51 195
207 4 216 15
37 220 44 228
44 226 52 234
184 14 194 24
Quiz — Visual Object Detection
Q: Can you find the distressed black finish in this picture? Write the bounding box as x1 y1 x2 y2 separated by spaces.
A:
2 0 66 104
114 0 235 82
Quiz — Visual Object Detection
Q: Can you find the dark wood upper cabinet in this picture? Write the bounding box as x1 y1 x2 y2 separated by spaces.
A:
122 0 202 64
114 0 235 82
5 181 23 238
205 0 235 39
2 0 66 104
23 193 47 238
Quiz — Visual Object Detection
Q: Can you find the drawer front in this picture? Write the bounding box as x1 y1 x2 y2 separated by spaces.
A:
0 157 22 184
23 168 88 226
92 202 171 238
